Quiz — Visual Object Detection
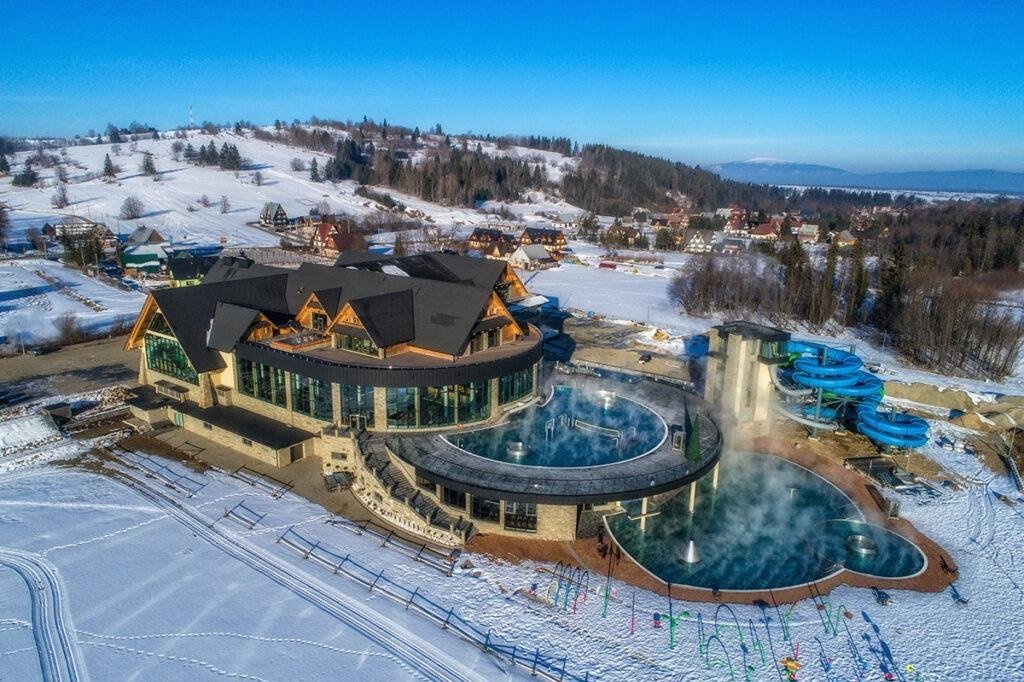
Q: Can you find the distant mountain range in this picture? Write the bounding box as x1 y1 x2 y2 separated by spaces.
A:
711 159 1024 195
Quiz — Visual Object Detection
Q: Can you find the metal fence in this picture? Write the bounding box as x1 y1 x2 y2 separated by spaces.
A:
277 527 593 681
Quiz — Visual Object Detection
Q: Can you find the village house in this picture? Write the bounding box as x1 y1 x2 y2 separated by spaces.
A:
679 228 716 254
796 224 820 244
747 222 780 241
167 253 221 287
603 223 641 247
42 216 118 248
830 229 857 247
127 226 166 246
467 227 517 252
311 224 368 257
259 202 289 229
507 244 557 271
518 227 567 255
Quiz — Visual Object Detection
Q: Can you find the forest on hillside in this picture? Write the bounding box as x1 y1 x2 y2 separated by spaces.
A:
671 201 1024 379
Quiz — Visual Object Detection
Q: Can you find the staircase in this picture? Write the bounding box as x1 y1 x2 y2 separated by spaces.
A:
354 433 474 547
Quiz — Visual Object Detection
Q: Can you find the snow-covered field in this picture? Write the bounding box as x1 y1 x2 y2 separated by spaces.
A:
0 402 1022 681
0 258 146 345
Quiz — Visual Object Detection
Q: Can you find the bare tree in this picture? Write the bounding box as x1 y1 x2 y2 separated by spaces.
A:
54 165 69 184
198 194 211 207
253 170 263 186
290 157 306 171
316 199 331 215
220 195 230 214
50 184 69 208
26 227 46 251
111 143 121 156
119 195 145 220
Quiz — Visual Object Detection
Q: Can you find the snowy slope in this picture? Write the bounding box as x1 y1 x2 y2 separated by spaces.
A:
0 132 585 251
1 404 1023 680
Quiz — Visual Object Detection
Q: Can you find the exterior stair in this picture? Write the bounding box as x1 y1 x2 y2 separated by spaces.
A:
354 432 474 546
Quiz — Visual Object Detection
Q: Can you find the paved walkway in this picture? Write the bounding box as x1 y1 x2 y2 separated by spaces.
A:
0 336 136 406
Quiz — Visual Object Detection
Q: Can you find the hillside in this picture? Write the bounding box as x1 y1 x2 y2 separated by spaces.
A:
0 131 536 248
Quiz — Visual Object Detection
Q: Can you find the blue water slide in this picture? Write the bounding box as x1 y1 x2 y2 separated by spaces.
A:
780 339 929 448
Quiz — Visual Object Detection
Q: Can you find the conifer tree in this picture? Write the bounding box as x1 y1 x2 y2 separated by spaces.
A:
309 158 320 182
141 152 157 175
843 239 869 326
102 154 116 178
0 154 8 175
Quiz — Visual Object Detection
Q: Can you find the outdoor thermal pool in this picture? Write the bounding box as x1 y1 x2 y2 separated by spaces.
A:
607 450 926 591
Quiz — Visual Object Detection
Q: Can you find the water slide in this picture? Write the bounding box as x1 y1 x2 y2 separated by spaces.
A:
775 340 929 448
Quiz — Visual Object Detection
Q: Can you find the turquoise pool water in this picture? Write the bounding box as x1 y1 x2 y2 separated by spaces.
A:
445 385 666 467
606 451 925 590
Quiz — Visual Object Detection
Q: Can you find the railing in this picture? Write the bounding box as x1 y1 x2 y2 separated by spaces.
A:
278 527 592 681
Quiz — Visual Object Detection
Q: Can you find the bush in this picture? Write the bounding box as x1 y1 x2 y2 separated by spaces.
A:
54 311 86 346
290 157 306 171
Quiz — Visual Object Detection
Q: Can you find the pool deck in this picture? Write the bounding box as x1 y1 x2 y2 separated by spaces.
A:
386 373 722 504
469 424 956 605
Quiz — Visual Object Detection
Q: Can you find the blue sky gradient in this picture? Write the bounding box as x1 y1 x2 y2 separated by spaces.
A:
4 1 1023 172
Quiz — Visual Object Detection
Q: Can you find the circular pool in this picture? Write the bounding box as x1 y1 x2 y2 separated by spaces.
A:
606 451 925 590
444 385 667 467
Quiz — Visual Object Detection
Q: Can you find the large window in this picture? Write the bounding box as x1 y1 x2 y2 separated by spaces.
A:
471 496 501 523
457 381 490 423
144 333 198 384
442 486 466 510
237 357 285 407
498 366 534 404
335 333 379 357
340 384 375 429
311 312 328 331
419 385 456 428
503 501 538 532
291 373 332 421
386 387 418 429
385 382 492 429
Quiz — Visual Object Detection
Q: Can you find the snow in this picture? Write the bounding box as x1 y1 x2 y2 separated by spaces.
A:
0 259 145 344
527 241 1024 392
0 131 577 250
0 413 58 454
2 399 1024 680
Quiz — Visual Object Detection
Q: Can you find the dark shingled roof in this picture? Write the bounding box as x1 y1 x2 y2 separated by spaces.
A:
348 290 414 348
167 254 219 281
151 272 290 373
207 303 261 352
147 253 519 373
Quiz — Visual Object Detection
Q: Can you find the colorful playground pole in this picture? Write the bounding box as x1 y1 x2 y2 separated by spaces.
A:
668 590 677 649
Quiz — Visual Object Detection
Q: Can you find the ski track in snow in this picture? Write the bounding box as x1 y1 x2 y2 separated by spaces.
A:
0 547 87 682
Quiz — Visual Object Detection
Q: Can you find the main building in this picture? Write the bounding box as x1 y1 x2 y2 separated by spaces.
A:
125 252 721 547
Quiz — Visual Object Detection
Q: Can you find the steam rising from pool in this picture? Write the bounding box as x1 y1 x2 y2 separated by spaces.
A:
607 450 925 590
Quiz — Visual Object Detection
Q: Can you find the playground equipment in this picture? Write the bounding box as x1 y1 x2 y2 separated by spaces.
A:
774 340 929 448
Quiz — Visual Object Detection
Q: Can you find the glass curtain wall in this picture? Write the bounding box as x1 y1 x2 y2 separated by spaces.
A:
498 366 534 404
237 357 286 407
386 381 492 429
144 333 198 384
340 384 375 429
291 373 333 421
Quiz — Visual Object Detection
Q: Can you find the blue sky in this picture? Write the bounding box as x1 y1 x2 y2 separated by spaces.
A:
4 1 1023 172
